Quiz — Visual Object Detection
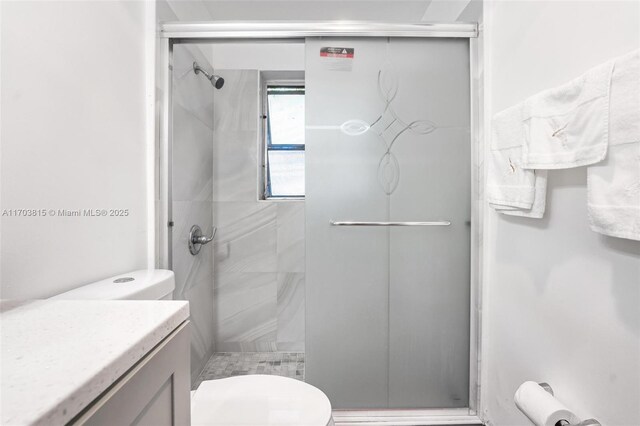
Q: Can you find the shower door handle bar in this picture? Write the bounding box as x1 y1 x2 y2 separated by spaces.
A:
329 220 451 226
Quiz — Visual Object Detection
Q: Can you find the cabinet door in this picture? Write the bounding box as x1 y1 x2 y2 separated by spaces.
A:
71 321 191 426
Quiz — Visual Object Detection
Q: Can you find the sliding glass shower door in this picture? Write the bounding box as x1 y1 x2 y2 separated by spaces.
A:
305 37 471 409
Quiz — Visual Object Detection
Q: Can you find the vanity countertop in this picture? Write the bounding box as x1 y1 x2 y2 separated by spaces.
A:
0 299 189 425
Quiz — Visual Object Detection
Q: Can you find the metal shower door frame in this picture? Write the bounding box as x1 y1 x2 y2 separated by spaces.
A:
158 21 484 426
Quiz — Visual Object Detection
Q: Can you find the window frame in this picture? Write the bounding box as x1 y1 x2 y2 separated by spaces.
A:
260 72 305 200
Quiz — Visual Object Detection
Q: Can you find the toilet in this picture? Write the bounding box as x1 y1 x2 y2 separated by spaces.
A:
191 375 333 426
52 269 334 426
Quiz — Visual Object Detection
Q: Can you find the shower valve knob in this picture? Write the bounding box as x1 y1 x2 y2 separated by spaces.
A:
188 225 216 255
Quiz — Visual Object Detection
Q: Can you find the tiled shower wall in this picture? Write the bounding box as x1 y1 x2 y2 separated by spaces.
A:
213 70 305 352
170 42 216 381
157 0 217 381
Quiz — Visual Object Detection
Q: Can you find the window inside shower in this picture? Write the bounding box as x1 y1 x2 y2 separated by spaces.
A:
260 73 306 199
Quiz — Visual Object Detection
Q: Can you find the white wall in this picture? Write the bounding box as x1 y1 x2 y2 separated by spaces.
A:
1 1 154 299
482 1 640 425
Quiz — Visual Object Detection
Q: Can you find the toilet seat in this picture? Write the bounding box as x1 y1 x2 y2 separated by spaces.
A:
191 375 334 426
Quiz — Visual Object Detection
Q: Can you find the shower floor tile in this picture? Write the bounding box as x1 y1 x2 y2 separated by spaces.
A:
194 352 305 389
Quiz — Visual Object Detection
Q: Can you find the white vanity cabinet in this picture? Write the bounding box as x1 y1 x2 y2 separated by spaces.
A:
70 321 191 426
1 300 190 426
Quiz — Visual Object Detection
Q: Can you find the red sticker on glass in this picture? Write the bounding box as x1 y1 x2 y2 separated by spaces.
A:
320 47 355 58
319 47 354 71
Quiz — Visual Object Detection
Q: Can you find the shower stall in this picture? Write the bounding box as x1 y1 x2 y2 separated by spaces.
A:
159 22 482 424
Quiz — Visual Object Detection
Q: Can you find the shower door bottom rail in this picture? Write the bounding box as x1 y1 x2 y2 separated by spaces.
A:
329 220 451 226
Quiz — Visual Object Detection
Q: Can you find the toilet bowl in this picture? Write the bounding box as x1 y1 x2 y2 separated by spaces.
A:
192 375 334 426
52 269 334 426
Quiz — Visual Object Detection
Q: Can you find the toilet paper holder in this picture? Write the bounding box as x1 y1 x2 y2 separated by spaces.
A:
538 383 601 426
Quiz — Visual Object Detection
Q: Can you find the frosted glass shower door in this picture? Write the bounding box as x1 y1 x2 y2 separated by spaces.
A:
305 38 471 409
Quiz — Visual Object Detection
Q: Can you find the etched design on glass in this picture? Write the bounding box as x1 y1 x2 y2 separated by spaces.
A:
306 64 437 195
369 65 436 194
340 119 370 136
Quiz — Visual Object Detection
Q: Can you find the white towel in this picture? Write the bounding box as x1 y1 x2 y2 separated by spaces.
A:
522 60 615 169
493 170 548 219
488 104 548 218
588 50 640 240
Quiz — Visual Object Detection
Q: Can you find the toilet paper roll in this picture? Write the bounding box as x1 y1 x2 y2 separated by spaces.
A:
515 381 581 426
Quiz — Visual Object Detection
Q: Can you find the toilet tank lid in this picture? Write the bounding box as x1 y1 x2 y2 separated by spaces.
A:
50 270 175 300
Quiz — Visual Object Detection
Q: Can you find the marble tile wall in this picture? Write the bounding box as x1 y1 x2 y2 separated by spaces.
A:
213 70 305 352
162 20 216 380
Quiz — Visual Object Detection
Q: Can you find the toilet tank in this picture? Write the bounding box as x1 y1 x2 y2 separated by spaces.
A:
50 269 175 301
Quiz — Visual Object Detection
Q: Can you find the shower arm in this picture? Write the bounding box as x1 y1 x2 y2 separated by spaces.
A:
193 62 212 80
193 61 224 89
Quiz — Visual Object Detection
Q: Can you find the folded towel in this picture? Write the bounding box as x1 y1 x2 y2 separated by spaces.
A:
521 60 615 169
588 50 640 240
488 103 547 218
492 170 548 219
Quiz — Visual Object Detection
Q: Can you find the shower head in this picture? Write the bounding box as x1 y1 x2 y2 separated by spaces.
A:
193 62 224 89
212 75 225 89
